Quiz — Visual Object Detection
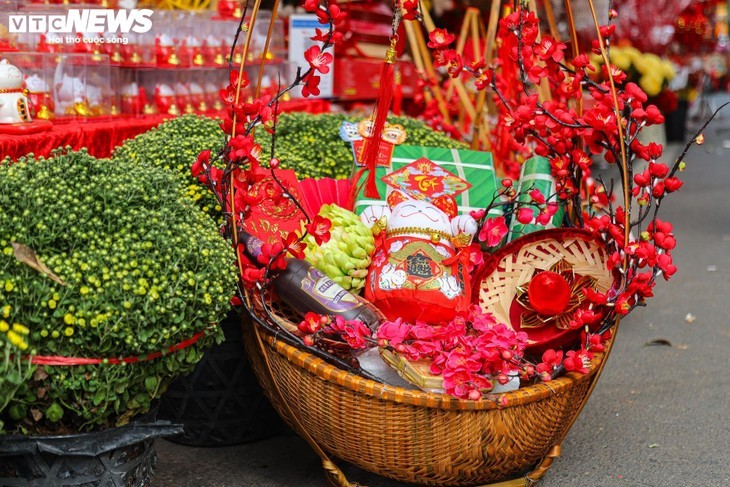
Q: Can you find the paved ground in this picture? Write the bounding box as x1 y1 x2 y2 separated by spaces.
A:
154 120 730 486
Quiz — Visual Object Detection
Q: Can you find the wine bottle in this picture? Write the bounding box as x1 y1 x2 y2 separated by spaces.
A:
240 231 383 330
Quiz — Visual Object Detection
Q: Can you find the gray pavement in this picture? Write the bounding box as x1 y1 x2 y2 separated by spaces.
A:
154 124 730 486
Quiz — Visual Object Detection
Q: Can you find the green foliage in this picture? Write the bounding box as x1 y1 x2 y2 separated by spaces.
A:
256 113 467 180
0 149 237 434
0 339 34 434
112 114 225 219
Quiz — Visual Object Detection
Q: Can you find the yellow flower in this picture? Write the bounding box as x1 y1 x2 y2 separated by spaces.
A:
640 74 663 97
621 46 642 63
64 313 76 325
609 50 631 71
662 60 676 80
636 53 662 75
64 327 74 337
48 299 57 309
7 330 28 350
12 323 29 335
4 281 14 292
0 320 8 332
1 305 10 318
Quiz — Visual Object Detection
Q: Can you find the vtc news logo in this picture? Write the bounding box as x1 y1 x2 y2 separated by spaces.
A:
8 9 153 34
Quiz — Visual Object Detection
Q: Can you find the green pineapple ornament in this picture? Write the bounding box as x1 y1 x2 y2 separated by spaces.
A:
302 204 375 292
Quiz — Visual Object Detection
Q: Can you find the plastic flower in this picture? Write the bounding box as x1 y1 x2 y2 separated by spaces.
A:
320 3 346 27
427 29 455 49
536 349 564 380
284 232 306 259
298 312 326 334
301 73 321 98
377 318 410 347
563 349 592 374
478 216 508 247
306 215 332 245
229 135 261 165
304 45 333 74
442 369 489 400
534 37 566 62
330 316 371 349
257 242 287 271
303 0 319 13
516 207 534 224
403 0 419 20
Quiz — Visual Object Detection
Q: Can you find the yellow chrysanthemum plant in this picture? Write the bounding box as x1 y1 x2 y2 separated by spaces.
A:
590 45 677 103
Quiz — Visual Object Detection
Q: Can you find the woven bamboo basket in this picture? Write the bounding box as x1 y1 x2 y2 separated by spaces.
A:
234 0 625 484
243 289 614 487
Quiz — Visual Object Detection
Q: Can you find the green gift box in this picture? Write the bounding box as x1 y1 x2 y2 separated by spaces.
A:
353 145 501 217
508 156 564 241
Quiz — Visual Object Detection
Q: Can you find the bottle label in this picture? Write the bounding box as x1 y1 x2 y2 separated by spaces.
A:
301 267 361 313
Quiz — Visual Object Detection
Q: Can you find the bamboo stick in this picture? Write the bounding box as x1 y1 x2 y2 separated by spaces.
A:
471 0 502 150
411 20 453 123
404 20 435 105
542 0 560 39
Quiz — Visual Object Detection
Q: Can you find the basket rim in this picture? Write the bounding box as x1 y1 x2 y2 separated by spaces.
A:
252 324 605 411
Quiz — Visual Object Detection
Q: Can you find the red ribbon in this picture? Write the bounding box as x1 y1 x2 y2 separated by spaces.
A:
28 327 212 366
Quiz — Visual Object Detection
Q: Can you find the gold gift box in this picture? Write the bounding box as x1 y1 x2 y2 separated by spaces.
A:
380 349 444 392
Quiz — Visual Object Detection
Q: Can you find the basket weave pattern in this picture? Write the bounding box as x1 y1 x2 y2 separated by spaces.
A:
476 234 612 327
243 304 604 486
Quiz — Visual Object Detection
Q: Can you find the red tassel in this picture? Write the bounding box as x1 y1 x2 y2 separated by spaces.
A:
346 165 367 211
361 43 397 199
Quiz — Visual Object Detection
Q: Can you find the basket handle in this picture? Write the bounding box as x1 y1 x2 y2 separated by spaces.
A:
524 445 562 485
252 323 365 487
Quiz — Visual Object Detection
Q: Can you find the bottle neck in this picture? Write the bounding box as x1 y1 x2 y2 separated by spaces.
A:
239 231 265 262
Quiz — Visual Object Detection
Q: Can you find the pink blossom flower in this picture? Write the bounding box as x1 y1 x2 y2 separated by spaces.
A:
478 216 508 247
377 319 410 347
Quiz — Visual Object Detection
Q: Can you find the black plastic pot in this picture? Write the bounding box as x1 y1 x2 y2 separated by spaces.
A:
665 99 689 142
157 310 283 446
0 420 181 486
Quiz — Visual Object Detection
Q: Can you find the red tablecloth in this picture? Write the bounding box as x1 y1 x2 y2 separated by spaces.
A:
0 99 331 160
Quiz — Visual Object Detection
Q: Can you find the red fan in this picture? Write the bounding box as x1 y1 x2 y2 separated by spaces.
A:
298 178 353 216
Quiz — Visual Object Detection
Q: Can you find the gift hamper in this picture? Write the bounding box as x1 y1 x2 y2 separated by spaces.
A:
191 0 719 485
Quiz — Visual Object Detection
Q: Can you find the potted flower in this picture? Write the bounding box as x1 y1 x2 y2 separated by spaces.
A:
112 115 288 446
0 149 237 484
